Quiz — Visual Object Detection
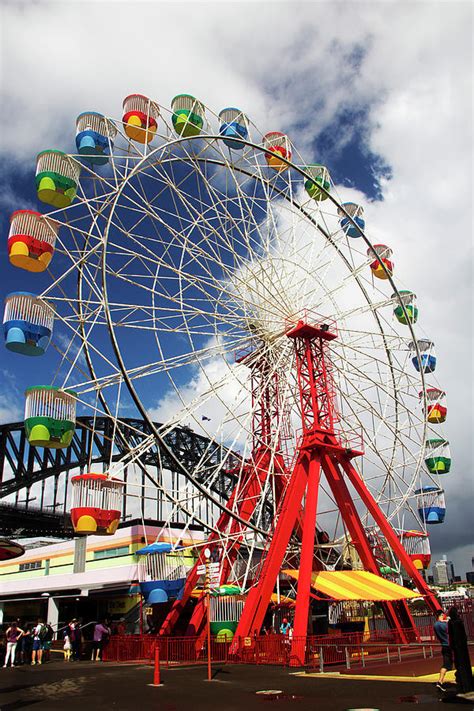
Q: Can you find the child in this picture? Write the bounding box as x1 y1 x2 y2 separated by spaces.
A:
63 631 71 661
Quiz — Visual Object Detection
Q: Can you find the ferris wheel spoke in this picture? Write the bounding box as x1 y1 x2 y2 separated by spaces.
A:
20 101 445 588
129 153 263 265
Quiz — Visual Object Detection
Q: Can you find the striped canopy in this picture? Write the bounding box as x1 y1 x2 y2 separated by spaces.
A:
282 570 419 601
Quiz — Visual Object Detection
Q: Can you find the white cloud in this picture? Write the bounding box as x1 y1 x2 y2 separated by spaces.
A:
0 370 23 423
148 342 253 451
1 1 472 570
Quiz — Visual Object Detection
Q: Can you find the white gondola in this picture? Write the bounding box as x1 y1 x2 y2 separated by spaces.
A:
76 112 118 164
137 542 187 604
3 292 54 356
416 487 446 524
36 150 81 208
7 210 60 272
70 473 124 535
24 386 76 449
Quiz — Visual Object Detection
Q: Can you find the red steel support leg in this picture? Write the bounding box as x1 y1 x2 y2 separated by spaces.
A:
321 454 410 643
232 454 311 641
290 457 321 666
339 457 440 614
186 459 274 638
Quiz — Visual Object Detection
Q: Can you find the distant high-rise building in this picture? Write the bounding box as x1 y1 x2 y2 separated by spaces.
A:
433 555 455 585
466 571 474 585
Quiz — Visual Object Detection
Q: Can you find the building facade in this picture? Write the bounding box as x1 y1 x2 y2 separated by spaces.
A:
433 556 456 585
0 521 203 634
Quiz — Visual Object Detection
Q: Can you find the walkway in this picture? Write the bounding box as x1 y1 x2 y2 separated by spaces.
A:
1 660 472 710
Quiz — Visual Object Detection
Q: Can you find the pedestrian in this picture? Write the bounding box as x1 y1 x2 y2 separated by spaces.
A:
433 609 451 691
31 619 45 665
3 622 24 668
20 625 33 665
67 619 82 661
63 628 71 662
448 606 473 693
41 622 54 662
91 620 111 661
116 618 126 636
280 617 292 636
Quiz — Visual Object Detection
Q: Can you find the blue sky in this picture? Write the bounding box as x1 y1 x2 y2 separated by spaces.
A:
0 1 472 578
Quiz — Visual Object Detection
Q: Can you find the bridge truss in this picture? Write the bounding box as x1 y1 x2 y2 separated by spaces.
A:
0 417 244 539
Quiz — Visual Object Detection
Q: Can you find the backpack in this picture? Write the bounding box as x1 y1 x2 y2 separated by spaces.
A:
45 625 54 641
38 624 50 641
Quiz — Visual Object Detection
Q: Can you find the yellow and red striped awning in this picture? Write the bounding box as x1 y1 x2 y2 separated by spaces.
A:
282 570 419 601
270 593 295 606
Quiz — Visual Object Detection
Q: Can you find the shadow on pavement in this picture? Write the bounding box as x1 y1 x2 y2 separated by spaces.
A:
0 701 42 710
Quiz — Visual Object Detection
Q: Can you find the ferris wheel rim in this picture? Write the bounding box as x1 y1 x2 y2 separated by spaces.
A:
91 131 429 524
27 116 438 546
78 136 421 533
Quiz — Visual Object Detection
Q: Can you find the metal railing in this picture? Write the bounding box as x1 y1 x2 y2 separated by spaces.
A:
102 601 473 668
103 632 438 669
306 640 435 672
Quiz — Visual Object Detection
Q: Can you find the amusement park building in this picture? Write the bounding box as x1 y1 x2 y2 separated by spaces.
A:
0 522 202 629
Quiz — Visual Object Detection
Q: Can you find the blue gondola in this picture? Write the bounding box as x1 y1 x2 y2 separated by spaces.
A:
338 203 365 238
136 542 187 604
410 339 436 373
218 108 249 149
76 112 118 165
3 292 54 356
415 486 446 524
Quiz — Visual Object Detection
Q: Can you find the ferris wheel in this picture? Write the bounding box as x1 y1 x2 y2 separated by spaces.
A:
4 93 450 645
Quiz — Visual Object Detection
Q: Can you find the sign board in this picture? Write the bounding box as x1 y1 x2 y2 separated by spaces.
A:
197 562 221 577
244 637 252 647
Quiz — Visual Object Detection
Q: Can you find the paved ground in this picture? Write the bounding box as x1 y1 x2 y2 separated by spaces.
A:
0 659 473 711
337 656 469 678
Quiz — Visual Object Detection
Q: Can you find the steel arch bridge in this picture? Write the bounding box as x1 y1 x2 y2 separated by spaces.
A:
0 417 244 538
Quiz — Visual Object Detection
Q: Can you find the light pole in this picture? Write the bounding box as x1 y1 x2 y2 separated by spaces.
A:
204 547 212 681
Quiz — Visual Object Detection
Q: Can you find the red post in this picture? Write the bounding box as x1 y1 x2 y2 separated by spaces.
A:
153 644 162 686
139 594 143 636
206 593 212 681
291 457 321 665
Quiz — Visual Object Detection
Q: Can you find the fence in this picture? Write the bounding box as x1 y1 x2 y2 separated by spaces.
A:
103 631 435 669
103 635 230 666
103 600 473 668
305 641 436 672
371 600 474 639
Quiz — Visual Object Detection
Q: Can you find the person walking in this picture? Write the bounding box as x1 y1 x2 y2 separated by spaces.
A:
116 618 126 636
68 619 82 661
280 617 292 636
3 622 24 668
41 622 54 662
91 621 111 661
20 625 33 665
31 619 45 665
62 626 72 662
448 606 473 693
434 609 452 691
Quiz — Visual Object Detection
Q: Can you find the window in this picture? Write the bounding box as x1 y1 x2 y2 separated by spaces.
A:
19 561 42 571
93 546 129 560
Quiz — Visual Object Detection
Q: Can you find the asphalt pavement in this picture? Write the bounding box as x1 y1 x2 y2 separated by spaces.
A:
0 660 473 710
